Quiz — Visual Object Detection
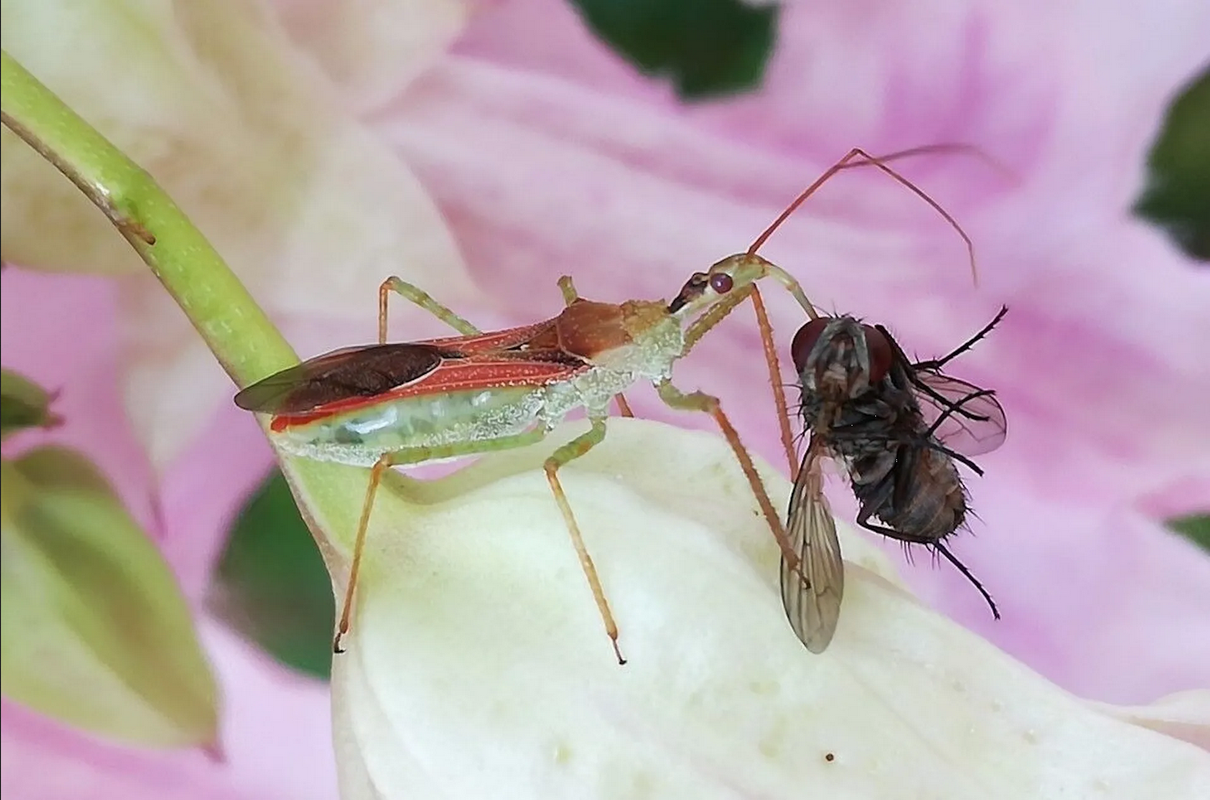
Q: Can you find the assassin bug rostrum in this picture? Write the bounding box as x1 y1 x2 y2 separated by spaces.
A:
234 147 981 663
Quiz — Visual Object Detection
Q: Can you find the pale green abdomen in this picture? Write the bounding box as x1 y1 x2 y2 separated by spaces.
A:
271 386 549 467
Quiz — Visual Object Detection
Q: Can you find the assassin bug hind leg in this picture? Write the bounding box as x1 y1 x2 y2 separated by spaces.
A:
334 455 390 653
543 417 627 665
378 277 481 344
332 428 549 654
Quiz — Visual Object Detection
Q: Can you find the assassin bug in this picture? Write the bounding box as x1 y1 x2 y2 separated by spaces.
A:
235 147 979 663
235 246 816 664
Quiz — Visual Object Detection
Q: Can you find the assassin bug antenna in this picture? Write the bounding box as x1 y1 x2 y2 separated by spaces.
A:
747 145 981 285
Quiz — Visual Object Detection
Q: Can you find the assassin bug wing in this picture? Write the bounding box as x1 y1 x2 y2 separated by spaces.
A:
912 373 1007 457
781 439 845 654
234 343 446 415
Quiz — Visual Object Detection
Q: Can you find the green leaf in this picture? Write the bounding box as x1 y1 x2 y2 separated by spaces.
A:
1166 513 1210 552
1134 66 1210 262
212 469 333 680
0 446 219 747
567 0 779 100
0 369 62 440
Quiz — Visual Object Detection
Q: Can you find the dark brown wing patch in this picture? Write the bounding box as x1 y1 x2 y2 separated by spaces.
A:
234 344 446 415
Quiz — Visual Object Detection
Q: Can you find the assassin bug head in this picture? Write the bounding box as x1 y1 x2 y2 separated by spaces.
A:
668 252 820 320
667 268 735 314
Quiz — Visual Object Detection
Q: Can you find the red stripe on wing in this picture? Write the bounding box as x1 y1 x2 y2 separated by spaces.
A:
418 319 560 354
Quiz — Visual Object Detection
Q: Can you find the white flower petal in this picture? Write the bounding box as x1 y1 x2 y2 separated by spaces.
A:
315 419 1208 798
1088 690 1210 751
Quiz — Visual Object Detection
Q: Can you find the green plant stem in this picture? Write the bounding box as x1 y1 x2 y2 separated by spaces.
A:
0 50 295 387
1 50 373 573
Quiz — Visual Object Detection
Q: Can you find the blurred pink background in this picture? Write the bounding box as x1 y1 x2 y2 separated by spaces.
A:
3 0 1209 797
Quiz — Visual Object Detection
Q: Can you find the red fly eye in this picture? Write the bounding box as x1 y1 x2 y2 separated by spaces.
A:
863 325 893 383
791 318 830 374
709 273 734 294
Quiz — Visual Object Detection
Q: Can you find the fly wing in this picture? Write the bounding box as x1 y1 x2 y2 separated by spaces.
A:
234 343 445 415
912 372 1007 456
780 439 845 654
874 318 1007 458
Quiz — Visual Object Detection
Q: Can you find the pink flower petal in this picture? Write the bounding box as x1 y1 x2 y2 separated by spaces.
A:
3 268 338 793
378 53 1210 481
4 0 479 469
1 270 155 533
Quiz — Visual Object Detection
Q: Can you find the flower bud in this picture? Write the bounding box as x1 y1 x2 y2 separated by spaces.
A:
1 446 219 748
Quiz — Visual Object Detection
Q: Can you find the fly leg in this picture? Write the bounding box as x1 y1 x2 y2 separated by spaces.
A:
853 448 919 561
655 380 803 577
853 513 1000 620
558 276 633 417
922 388 998 439
378 277 481 344
912 306 1009 372
543 416 626 664
853 481 899 546
333 429 548 653
909 388 998 474
916 440 984 476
